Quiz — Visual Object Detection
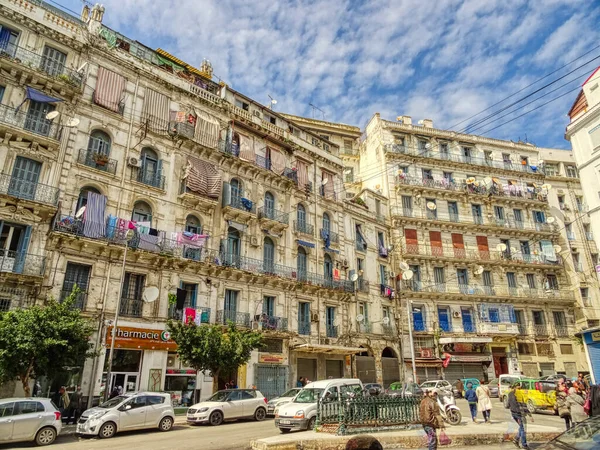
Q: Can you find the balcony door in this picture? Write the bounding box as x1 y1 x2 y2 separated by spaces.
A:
41 46 67 77
297 247 307 281
461 309 474 332
25 100 54 136
263 237 275 274
9 156 41 201
264 192 275 218
0 222 31 274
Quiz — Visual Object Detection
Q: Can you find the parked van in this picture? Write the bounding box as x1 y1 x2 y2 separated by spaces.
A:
274 378 363 433
498 374 524 407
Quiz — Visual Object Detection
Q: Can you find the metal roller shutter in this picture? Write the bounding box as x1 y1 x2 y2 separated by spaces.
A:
326 360 343 379
356 356 377 383
521 362 538 378
297 358 317 382
444 363 486 381
382 358 400 387
539 363 555 377
414 366 440 383
589 343 600 383
254 365 288 400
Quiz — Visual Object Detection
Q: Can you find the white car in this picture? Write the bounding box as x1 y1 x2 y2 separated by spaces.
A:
267 388 302 416
187 389 268 426
0 398 62 446
76 392 174 438
419 380 453 395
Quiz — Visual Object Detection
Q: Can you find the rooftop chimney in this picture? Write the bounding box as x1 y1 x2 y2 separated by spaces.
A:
422 119 433 128
400 115 411 125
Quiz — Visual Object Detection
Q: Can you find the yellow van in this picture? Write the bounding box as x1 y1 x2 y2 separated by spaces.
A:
514 379 556 414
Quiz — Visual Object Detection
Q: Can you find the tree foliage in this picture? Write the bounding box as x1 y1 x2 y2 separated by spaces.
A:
167 321 263 389
0 289 94 396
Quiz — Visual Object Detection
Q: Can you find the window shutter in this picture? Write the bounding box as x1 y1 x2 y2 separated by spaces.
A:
222 181 231 207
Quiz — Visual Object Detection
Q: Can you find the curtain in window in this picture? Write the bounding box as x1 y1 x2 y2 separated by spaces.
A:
238 133 255 162
184 156 222 198
296 159 310 189
194 109 220 149
93 67 126 113
142 88 170 132
322 170 335 198
270 147 286 175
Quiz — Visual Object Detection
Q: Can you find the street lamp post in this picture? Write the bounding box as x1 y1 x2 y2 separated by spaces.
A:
406 299 417 383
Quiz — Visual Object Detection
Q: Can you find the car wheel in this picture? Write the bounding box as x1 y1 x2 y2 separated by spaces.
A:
254 407 266 421
159 416 174 432
99 422 117 439
209 410 223 426
307 416 316 431
35 427 56 446
280 428 291 434
527 400 536 414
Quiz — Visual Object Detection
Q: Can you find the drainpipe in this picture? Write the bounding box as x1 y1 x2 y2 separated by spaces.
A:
314 163 320 344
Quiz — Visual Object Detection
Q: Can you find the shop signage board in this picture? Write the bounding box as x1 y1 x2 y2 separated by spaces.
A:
591 331 600 342
258 353 285 364
106 326 177 350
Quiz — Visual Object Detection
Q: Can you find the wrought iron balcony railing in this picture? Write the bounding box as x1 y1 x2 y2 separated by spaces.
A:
357 278 370 293
298 320 311 335
169 305 211 323
216 310 250 327
294 221 314 235
59 289 87 310
0 103 60 140
326 325 338 338
358 321 371 333
532 324 549 336
554 325 570 338
320 228 339 244
131 166 166 189
0 172 60 206
0 249 46 277
119 297 144 317
462 322 477 333
223 195 256 214
78 148 118 175
256 314 288 331
258 206 289 225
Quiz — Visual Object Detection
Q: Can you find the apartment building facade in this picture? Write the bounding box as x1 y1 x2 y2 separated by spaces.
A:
0 1 402 402
360 114 588 381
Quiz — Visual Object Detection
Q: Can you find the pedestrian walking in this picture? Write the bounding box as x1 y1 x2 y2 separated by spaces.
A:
419 390 444 450
296 377 304 387
508 383 533 450
476 380 492 423
577 373 589 392
58 386 70 419
455 379 464 399
567 386 586 424
69 386 84 425
464 382 478 422
556 383 572 430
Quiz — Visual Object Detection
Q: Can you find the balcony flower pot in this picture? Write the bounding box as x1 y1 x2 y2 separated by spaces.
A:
93 153 109 166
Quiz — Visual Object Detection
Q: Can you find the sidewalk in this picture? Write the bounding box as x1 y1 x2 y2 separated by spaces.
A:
61 416 190 436
251 419 561 450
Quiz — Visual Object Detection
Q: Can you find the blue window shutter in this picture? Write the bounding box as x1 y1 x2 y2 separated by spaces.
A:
222 181 231 207
157 159 163 179
191 285 197 308
13 225 32 274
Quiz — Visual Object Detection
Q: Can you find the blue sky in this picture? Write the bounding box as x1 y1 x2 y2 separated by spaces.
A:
58 0 599 149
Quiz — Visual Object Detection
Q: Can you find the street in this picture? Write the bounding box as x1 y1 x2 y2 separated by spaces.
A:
1 399 567 450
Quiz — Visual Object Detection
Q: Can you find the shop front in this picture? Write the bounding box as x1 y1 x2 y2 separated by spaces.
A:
440 338 493 382
291 343 362 386
578 327 600 383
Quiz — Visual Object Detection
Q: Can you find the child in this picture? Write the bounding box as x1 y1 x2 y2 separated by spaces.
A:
464 382 478 422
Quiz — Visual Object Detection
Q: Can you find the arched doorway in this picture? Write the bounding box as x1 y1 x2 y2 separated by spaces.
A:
381 347 400 388
356 347 377 384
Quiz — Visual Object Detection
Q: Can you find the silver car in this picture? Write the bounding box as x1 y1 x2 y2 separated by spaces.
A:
267 388 302 416
77 392 174 439
0 397 62 446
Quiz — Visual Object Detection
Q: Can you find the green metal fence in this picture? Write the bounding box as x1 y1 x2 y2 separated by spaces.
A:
317 396 421 435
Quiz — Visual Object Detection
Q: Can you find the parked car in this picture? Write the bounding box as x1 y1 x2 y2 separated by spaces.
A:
77 392 174 438
364 383 384 396
514 379 556 414
419 380 453 394
267 388 302 416
0 398 62 446
537 416 600 449
540 374 569 382
187 389 267 426
486 379 499 398
275 378 363 433
387 382 423 397
498 374 523 407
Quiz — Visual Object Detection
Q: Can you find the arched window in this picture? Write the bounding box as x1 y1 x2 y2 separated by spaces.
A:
297 204 306 227
324 254 333 280
297 246 307 281
230 178 242 200
322 212 331 232
264 191 275 218
185 215 202 234
132 201 152 223
76 186 101 212
88 130 111 155
263 237 275 273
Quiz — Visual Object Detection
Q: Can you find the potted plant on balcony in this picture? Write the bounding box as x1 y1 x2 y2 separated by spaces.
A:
93 152 109 166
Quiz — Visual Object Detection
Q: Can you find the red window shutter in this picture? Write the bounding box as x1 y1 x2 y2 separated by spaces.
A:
405 229 418 254
451 233 464 249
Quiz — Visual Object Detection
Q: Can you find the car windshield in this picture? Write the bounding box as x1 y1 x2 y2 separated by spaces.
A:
554 417 600 449
294 388 324 403
208 391 232 402
98 396 128 409
501 377 520 385
281 389 299 398
421 381 437 388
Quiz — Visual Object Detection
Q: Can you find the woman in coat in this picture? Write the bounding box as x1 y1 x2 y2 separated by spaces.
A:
476 380 492 423
556 383 572 430
567 386 586 424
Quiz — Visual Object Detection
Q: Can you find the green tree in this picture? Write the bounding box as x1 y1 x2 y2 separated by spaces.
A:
0 289 94 396
167 321 263 392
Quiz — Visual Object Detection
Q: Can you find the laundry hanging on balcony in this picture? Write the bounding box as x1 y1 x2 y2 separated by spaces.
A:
540 240 557 262
183 156 222 198
295 159 310 189
16 86 64 112
82 192 107 239
194 109 219 149
320 228 331 248
238 133 255 162
174 231 208 248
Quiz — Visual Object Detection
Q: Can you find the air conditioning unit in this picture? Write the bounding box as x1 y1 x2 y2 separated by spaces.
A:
253 110 262 118
251 321 262 330
420 348 433 358
342 259 349 268
452 311 461 319
127 156 141 167
389 271 396 279
250 236 260 247
311 313 320 322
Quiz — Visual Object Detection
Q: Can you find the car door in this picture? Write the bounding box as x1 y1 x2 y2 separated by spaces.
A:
240 390 259 417
11 401 45 441
144 395 166 427
0 402 15 442
119 396 148 430
223 391 244 418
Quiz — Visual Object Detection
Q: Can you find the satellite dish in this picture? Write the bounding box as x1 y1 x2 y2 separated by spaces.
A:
356 314 365 322
321 178 328 185
350 273 359 282
547 217 556 224
483 177 493 186
271 99 278 105
496 243 507 252
510 247 518 254
402 270 414 280
387 245 395 252
66 118 80 127
75 206 86 219
382 317 390 325
542 184 552 190
45 111 59 120
426 202 437 210
554 245 562 253
473 181 480 187
77 61 88 73
399 261 410 271
142 286 159 303
425 143 432 149
466 177 476 184
474 266 484 275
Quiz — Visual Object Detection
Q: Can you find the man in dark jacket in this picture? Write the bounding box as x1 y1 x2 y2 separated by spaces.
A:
419 390 444 450
464 382 478 422
508 383 533 449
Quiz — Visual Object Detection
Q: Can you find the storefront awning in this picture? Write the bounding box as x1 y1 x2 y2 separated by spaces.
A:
292 344 364 355
439 337 492 344
449 355 492 363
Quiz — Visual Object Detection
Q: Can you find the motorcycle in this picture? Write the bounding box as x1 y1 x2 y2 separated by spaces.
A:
437 390 462 425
